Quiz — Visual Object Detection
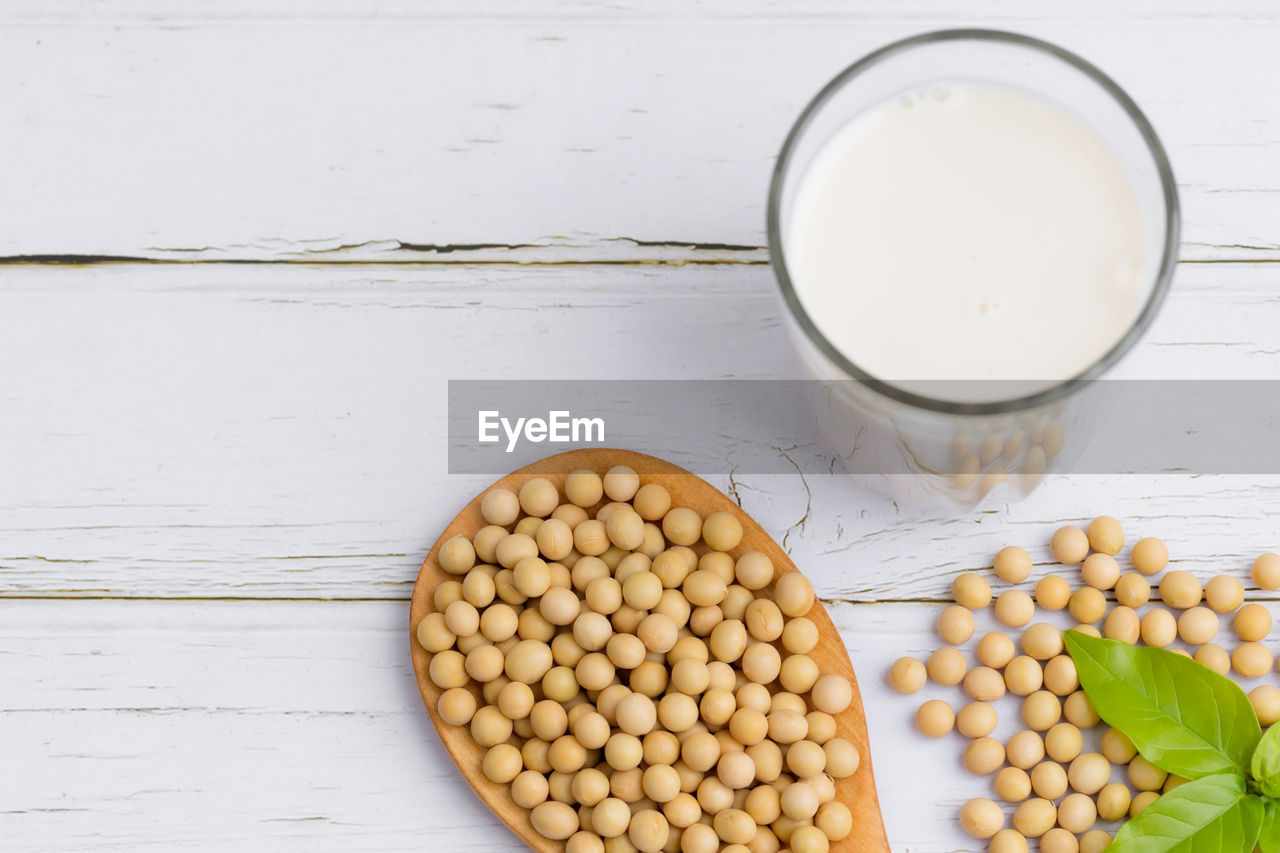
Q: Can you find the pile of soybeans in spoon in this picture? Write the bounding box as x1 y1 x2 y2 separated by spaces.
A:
888 516 1280 853
416 466 862 853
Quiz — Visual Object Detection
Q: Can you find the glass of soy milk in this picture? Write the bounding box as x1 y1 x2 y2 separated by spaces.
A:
768 30 1179 507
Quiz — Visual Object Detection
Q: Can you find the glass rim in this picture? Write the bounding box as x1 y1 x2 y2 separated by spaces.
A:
766 28 1181 417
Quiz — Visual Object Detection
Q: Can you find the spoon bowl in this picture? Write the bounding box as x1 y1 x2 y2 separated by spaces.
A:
410 448 890 851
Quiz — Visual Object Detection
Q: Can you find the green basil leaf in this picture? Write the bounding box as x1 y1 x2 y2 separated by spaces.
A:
1252 724 1280 798
1107 774 1262 853
1260 799 1280 853
1065 631 1260 778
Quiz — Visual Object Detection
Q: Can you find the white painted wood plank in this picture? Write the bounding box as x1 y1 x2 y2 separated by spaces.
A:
1 8 1274 853
0 9 1277 260
12 1 1280 23
1 262 1279 600
10 598 1272 851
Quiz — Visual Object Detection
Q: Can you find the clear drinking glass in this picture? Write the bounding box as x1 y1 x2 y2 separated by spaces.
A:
767 30 1179 507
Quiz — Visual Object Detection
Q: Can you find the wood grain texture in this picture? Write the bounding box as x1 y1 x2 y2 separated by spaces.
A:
8 597 1280 851
2 3 1279 850
0 2 1277 260
13 0 1280 21
1 263 1279 601
409 448 889 852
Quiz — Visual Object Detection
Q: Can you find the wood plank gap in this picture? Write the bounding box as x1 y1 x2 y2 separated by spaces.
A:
0 254 1272 268
0 237 1274 267
0 594 415 602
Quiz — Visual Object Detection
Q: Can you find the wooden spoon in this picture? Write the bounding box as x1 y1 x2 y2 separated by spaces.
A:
410 448 890 852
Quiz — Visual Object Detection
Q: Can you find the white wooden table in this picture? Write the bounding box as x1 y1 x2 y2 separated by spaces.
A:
3 2 1280 850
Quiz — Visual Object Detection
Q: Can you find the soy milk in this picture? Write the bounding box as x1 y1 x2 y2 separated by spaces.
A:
785 82 1148 402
